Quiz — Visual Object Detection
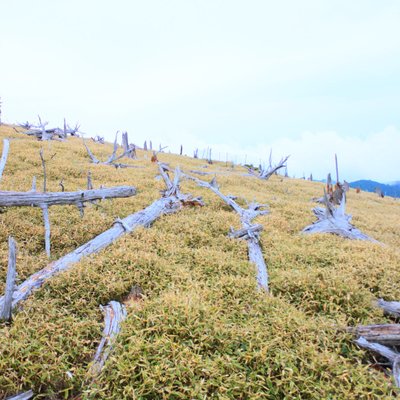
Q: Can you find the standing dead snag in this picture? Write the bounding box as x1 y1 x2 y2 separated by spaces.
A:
0 166 203 312
303 192 378 242
184 173 270 292
0 138 10 183
247 154 289 180
0 237 17 322
88 301 127 377
83 131 136 168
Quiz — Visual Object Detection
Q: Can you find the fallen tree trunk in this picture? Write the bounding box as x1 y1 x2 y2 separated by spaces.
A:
184 173 270 292
87 301 127 377
302 193 378 242
0 138 10 182
351 324 400 345
0 165 203 312
0 186 136 207
355 336 400 387
377 299 400 319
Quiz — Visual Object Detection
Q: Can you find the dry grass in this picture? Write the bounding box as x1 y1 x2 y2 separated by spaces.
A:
0 124 399 399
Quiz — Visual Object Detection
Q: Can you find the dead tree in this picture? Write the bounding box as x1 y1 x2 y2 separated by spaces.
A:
193 149 198 159
22 116 79 140
0 138 10 183
0 237 17 322
247 154 289 180
0 165 203 312
121 131 136 159
83 132 136 168
0 186 136 257
184 173 270 292
91 136 105 144
303 191 378 242
87 301 127 377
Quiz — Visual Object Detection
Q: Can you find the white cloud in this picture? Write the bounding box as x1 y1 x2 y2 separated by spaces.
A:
155 127 400 183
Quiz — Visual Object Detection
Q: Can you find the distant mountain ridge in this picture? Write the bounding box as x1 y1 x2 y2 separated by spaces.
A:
349 180 400 198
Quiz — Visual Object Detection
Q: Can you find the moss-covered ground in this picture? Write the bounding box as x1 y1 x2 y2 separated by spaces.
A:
0 125 399 399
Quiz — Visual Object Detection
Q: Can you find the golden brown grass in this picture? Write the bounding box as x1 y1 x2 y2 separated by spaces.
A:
0 124 399 399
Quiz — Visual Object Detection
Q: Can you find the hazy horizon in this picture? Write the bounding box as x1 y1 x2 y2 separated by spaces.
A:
1 0 399 182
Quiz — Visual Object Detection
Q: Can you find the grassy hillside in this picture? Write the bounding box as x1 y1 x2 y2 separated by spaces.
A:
0 124 400 399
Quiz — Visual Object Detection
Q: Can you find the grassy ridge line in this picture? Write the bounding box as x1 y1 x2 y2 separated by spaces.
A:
0 125 398 398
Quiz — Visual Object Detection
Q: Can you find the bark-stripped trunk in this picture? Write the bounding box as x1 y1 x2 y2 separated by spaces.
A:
0 165 203 312
355 337 400 387
87 301 127 377
184 173 270 292
302 193 377 242
0 138 10 183
0 186 136 207
0 237 17 322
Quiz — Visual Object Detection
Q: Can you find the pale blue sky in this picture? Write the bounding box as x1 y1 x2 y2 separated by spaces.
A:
1 0 399 181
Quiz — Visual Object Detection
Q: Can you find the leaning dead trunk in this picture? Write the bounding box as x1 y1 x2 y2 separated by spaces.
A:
0 138 10 183
0 166 203 312
0 237 17 322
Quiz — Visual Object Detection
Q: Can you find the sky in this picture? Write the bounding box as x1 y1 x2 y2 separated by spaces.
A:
1 0 399 182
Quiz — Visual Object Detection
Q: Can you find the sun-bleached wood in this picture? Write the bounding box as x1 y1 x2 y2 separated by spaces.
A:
0 138 10 183
0 237 17 322
185 173 270 292
351 324 400 345
0 166 203 312
88 301 127 377
0 186 136 207
5 390 34 400
355 336 400 387
247 155 289 180
377 299 400 319
303 193 377 242
83 132 136 168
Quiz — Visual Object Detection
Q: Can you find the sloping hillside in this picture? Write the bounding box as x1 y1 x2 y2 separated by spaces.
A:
1 124 400 399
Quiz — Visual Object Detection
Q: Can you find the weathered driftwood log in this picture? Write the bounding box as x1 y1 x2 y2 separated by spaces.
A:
83 132 136 168
377 299 400 319
351 324 400 345
0 237 17 322
0 138 10 183
303 193 377 242
0 165 203 312
0 186 136 207
247 154 289 180
88 301 127 377
5 390 34 400
185 173 270 292
355 336 400 387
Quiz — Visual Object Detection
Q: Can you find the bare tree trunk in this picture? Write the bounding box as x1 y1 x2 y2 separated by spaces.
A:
184 172 270 292
0 237 17 322
41 205 51 257
0 186 136 207
87 301 127 377
5 390 34 400
0 138 10 183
